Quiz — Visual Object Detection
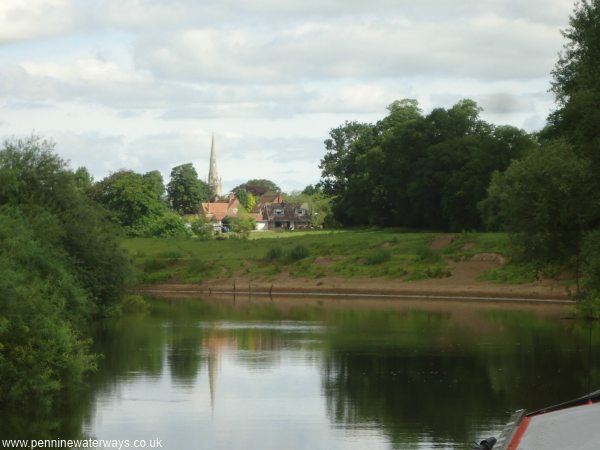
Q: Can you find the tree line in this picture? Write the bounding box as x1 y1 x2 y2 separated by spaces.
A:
319 98 535 230
88 162 290 237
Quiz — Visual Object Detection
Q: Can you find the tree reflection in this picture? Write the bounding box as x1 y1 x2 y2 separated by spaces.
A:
321 310 600 448
3 298 598 450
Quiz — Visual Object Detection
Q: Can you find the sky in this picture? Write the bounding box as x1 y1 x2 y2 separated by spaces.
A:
0 0 575 192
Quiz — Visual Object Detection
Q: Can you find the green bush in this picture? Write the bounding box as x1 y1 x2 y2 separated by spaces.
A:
581 229 600 290
129 212 191 238
229 215 256 239
288 244 310 261
415 246 442 263
265 246 284 261
120 294 150 315
190 215 214 240
577 290 600 319
365 249 392 265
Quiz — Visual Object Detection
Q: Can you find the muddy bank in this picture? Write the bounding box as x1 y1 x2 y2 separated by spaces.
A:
136 270 573 305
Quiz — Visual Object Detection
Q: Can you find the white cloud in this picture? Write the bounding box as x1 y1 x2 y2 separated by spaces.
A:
0 0 577 188
134 16 563 85
0 0 82 43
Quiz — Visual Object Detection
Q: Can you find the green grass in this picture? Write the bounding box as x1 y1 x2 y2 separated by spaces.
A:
122 230 515 284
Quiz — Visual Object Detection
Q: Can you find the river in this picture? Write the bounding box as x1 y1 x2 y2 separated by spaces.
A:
2 296 598 449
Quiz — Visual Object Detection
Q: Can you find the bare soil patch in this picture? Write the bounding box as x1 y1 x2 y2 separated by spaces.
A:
471 253 506 265
430 234 457 249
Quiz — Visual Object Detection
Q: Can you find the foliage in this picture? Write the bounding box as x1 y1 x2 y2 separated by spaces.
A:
235 188 256 211
167 163 211 214
478 263 538 284
481 139 598 264
508 0 600 289
263 243 309 263
129 211 191 238
414 246 442 264
576 290 600 319
91 167 196 237
190 215 215 240
228 215 256 238
233 179 280 197
0 137 130 408
547 0 600 164
450 1 600 296
288 244 310 261
365 249 391 265
301 184 321 195
319 99 535 230
580 229 600 290
90 170 165 227
119 294 150 315
265 246 284 261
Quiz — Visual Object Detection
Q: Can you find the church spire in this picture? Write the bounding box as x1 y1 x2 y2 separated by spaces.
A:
207 133 222 197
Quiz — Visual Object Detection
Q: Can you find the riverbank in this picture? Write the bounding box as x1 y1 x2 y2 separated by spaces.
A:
127 231 576 305
136 259 573 304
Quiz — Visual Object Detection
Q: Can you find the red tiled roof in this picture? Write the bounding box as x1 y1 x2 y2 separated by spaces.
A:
201 202 230 221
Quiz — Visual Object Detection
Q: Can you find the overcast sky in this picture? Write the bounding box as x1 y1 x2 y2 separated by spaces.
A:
0 0 574 192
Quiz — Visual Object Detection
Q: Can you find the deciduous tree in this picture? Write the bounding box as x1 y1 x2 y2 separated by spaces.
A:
167 163 211 214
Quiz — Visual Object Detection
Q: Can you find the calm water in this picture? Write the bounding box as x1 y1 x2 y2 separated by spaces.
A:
2 297 599 449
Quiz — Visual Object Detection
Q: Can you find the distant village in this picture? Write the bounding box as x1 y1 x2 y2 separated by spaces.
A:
199 136 311 232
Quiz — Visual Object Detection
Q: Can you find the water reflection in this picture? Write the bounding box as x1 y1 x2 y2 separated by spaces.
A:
1 298 598 450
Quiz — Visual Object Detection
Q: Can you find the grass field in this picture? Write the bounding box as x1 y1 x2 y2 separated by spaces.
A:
122 229 530 285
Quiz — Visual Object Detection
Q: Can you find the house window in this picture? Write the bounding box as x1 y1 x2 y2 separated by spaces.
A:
295 208 306 216
274 208 284 215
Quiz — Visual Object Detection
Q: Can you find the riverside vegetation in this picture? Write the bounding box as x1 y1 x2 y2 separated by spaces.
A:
0 138 131 409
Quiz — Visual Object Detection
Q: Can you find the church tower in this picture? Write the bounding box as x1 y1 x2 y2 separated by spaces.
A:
207 134 222 197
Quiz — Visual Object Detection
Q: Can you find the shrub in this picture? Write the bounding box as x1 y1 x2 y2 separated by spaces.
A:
129 212 191 238
577 290 600 319
288 244 310 262
581 229 600 290
190 215 214 240
415 246 442 263
120 294 150 315
265 246 284 261
229 215 256 239
365 249 392 265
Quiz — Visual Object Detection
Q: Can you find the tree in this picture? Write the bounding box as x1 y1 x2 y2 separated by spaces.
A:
480 140 598 263
301 184 320 196
482 1 600 278
234 188 256 211
0 136 130 407
167 163 211 214
90 170 165 227
233 179 280 197
228 215 256 238
318 99 533 229
548 0 600 164
190 214 215 240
